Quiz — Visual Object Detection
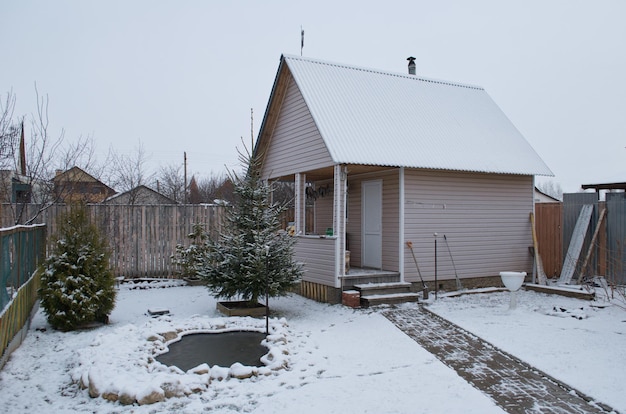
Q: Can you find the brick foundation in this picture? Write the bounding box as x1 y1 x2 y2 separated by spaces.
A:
342 290 361 308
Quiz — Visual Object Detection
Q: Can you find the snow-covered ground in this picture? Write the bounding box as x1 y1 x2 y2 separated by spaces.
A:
1 282 624 413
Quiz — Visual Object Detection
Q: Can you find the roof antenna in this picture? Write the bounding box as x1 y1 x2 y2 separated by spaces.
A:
300 26 304 56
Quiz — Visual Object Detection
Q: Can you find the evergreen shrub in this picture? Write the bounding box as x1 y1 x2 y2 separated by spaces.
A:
38 205 116 331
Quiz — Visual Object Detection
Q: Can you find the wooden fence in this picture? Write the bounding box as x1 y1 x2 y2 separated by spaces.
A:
1 225 47 369
1 204 225 278
1 203 314 279
535 202 563 277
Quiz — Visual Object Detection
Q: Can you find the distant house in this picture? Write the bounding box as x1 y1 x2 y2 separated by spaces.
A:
255 55 553 303
0 123 35 204
103 185 177 205
53 166 116 203
0 170 31 204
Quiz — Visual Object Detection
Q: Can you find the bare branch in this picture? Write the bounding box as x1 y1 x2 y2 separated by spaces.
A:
156 163 185 203
1 87 97 224
0 91 19 171
104 140 155 205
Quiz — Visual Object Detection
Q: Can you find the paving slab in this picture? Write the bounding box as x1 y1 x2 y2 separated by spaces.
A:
383 306 617 414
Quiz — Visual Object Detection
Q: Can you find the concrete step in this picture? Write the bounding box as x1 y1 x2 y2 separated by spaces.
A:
360 292 420 307
354 282 412 296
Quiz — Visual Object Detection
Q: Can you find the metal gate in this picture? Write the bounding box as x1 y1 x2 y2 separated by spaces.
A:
606 193 626 284
536 192 626 285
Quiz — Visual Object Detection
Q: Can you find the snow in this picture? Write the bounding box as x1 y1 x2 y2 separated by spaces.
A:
427 288 626 412
0 283 624 413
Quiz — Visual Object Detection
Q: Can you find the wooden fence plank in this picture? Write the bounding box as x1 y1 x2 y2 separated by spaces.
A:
559 204 594 284
535 203 563 278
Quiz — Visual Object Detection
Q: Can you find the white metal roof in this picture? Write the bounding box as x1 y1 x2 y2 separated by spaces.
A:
282 55 553 176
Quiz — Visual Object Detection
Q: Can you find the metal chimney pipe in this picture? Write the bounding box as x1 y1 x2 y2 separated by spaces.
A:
407 56 416 75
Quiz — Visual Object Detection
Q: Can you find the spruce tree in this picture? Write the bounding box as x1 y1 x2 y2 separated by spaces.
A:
199 147 302 304
38 204 116 331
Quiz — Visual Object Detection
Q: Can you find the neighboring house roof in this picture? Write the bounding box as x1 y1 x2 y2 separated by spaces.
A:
103 185 177 205
534 187 561 203
53 166 116 202
258 54 553 176
53 166 107 185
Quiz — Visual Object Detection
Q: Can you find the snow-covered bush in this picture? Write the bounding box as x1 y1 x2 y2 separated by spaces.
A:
38 204 116 331
199 146 302 304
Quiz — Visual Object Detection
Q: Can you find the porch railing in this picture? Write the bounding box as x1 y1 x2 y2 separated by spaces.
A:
294 235 338 287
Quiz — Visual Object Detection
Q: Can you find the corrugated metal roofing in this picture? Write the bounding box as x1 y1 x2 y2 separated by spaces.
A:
282 54 553 176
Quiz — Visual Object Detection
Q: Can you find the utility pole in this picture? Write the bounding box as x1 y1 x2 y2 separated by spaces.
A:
184 151 187 204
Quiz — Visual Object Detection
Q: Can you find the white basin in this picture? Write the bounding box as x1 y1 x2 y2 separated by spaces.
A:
500 271 526 292
499 271 526 310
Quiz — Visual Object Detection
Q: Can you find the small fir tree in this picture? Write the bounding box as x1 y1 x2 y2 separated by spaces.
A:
199 146 302 304
38 205 116 331
171 223 210 278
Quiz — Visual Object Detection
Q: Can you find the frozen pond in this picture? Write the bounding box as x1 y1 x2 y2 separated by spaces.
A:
156 331 268 371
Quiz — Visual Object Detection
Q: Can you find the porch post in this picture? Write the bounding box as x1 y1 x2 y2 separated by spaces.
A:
333 164 347 286
294 173 306 235
399 167 405 283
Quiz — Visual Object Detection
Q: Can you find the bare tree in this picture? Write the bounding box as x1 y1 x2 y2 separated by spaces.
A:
537 180 563 201
0 92 19 171
196 173 234 204
1 89 96 224
157 170 236 205
104 141 154 205
156 163 185 203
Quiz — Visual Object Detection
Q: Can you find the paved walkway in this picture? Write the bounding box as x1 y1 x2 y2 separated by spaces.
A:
383 306 617 414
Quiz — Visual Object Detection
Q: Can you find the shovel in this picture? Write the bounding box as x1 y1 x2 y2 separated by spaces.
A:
406 241 428 300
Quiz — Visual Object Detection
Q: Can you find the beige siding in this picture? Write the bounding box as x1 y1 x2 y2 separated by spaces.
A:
346 177 362 266
346 170 399 270
403 170 534 284
382 173 400 271
261 76 334 179
294 236 337 286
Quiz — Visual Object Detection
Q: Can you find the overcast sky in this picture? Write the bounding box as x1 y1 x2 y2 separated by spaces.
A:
1 0 625 193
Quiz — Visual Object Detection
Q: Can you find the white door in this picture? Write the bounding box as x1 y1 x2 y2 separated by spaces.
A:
362 180 382 269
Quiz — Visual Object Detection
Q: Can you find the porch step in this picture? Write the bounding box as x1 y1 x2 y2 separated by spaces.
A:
354 282 420 307
354 282 412 296
360 292 421 307
341 271 401 290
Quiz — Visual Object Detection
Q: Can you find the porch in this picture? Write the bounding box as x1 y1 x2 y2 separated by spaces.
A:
286 164 409 304
294 234 414 305
293 229 402 282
